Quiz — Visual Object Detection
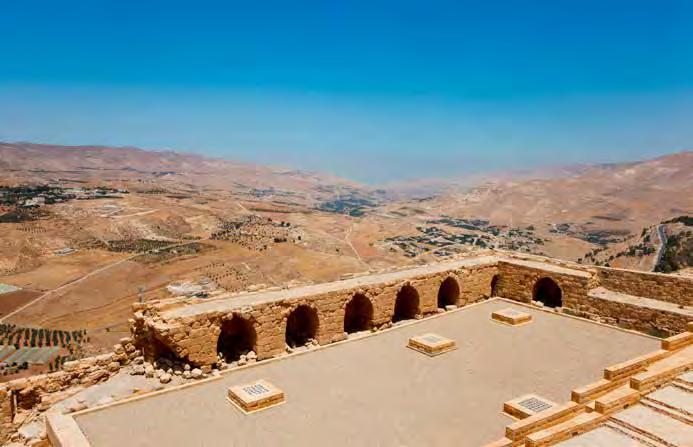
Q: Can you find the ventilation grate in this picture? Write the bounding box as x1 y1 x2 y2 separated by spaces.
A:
407 333 457 357
227 379 285 413
517 396 553 413
503 394 557 419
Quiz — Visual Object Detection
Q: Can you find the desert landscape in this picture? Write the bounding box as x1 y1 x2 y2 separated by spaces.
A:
0 142 691 376
2 2 692 445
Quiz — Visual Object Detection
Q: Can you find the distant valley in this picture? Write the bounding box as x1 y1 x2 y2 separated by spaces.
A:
0 142 691 376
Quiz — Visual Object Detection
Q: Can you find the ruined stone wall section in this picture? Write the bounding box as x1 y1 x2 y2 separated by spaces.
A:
131 257 688 371
135 264 500 368
0 338 141 444
0 386 13 445
596 267 693 306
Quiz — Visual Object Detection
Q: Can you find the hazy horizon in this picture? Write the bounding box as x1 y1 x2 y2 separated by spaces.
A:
2 1 692 183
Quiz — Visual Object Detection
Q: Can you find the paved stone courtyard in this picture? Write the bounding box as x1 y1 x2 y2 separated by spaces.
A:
75 299 658 446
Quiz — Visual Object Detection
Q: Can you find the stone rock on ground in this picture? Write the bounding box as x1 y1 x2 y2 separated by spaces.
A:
18 420 45 442
191 368 203 379
130 365 145 375
159 373 172 384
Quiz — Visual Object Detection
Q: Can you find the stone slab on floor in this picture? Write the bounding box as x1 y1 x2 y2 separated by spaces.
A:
555 425 645 447
611 406 693 447
646 385 693 414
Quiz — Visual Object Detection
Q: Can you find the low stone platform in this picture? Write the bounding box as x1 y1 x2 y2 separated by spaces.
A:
407 333 456 356
227 379 285 413
492 308 533 326
503 394 556 419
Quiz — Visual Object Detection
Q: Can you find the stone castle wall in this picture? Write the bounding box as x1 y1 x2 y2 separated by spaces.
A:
595 267 693 306
568 293 689 336
132 254 692 370
492 260 593 308
0 338 141 443
0 252 690 444
132 262 500 367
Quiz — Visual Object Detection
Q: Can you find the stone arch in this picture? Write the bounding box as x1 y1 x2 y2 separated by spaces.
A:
150 336 178 362
437 276 460 308
217 315 257 362
532 277 563 308
344 293 374 334
285 304 319 348
490 274 500 297
393 284 420 322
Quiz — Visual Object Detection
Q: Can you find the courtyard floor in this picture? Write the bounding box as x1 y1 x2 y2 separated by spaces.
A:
75 298 659 447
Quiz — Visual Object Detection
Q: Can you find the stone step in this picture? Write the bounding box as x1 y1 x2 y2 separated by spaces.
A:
571 378 624 404
505 401 584 442
672 380 693 393
661 331 693 351
630 353 693 393
676 370 693 385
524 412 605 447
594 385 640 415
610 406 693 447
641 397 693 426
603 421 670 447
603 350 671 381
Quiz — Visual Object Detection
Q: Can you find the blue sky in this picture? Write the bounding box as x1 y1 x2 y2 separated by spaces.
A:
1 1 692 183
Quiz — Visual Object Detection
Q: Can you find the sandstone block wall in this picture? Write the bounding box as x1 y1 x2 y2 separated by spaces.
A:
568 294 689 336
0 338 140 444
133 263 500 368
132 254 693 372
596 267 693 306
493 261 591 309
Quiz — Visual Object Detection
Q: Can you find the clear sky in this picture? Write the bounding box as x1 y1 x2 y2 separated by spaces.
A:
1 1 692 183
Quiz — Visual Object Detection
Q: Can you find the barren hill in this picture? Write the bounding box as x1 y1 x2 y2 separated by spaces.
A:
422 151 693 233
0 142 363 205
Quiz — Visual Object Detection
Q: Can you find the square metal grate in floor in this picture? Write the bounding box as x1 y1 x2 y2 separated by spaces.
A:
517 396 553 413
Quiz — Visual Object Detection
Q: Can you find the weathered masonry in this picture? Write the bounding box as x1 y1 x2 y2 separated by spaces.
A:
131 252 693 368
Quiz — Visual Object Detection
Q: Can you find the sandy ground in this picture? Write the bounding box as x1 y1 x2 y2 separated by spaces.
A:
75 300 658 447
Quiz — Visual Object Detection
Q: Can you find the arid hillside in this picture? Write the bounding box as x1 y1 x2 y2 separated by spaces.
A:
0 143 691 373
422 151 693 232
0 142 366 206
